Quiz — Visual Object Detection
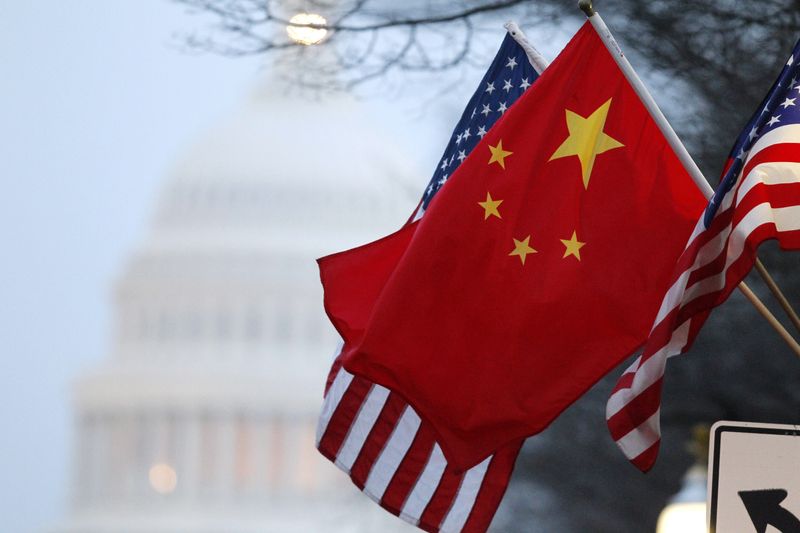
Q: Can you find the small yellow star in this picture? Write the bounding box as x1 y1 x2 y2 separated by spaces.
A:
549 98 624 188
509 235 537 265
488 140 513 169
560 231 586 260
478 192 503 219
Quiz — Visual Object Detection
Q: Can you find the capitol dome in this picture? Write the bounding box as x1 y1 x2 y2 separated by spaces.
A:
61 55 422 532
151 84 420 255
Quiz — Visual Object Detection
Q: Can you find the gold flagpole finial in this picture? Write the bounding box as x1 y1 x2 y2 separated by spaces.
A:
579 0 595 17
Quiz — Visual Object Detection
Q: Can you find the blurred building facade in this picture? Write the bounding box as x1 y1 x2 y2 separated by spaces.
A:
59 60 421 532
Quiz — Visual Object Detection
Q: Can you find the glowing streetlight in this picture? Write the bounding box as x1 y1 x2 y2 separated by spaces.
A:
148 462 178 495
656 426 709 533
656 464 707 533
286 13 328 46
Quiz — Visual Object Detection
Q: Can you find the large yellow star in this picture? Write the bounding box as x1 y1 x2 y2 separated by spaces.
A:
509 235 537 265
548 98 624 188
488 140 513 169
560 231 586 260
478 192 503 219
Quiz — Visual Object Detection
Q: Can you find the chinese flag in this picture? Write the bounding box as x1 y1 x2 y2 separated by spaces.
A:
321 22 706 471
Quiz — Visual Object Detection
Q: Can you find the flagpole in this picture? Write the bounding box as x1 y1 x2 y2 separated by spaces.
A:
736 282 800 358
504 21 549 74
579 1 800 358
754 257 800 333
580 3 712 197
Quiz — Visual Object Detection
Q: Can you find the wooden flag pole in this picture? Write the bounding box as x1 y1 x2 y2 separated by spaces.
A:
737 282 800 359
579 0 800 357
504 22 549 74
754 257 800 333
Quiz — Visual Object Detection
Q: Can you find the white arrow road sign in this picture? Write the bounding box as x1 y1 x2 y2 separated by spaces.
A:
709 421 800 533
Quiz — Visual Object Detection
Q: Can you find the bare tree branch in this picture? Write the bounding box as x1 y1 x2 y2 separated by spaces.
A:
262 0 527 32
173 0 547 86
174 0 800 170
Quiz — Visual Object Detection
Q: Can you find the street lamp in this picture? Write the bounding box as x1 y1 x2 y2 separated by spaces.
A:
286 13 328 46
655 425 709 533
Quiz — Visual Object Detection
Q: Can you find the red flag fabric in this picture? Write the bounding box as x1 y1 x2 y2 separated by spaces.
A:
322 22 706 472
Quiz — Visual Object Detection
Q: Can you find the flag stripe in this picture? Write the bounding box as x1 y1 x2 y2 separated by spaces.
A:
652 234 703 325
439 458 492 533
382 424 438 516
651 204 738 325
737 161 800 201
461 440 523 533
745 124 800 163
606 320 690 418
614 409 661 461
418 467 466 531
630 440 661 472
607 377 663 441
679 175 796 295
677 223 780 324
316 366 353 445
682 203 800 307
400 443 448 525
337 384 391 471
364 407 422 499
350 394 409 490
318 375 372 462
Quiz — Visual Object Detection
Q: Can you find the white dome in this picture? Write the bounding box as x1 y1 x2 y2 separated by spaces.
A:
150 85 421 257
98 78 423 378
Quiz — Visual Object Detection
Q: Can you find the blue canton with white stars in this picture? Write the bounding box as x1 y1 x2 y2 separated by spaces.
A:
705 37 800 227
419 33 541 212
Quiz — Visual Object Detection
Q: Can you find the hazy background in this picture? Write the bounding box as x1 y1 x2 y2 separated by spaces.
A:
0 3 260 531
0 2 543 531
0 1 436 530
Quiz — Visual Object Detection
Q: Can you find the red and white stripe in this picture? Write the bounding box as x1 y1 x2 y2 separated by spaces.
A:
606 123 800 471
316 361 522 532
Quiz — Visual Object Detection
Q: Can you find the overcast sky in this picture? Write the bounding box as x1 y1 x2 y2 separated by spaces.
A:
0 2 265 530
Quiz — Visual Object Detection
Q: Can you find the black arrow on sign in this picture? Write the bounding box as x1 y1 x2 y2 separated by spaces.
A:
738 489 800 533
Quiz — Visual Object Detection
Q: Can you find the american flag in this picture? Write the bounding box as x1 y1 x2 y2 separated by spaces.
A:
316 30 544 532
606 38 800 472
412 27 544 221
